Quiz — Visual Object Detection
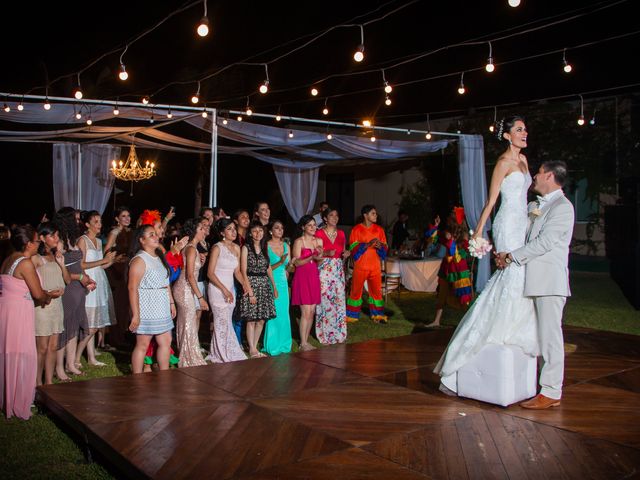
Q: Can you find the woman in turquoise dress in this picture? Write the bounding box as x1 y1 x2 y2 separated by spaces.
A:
263 220 292 355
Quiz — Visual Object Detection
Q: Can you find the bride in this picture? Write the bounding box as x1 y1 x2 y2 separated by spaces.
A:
434 115 539 394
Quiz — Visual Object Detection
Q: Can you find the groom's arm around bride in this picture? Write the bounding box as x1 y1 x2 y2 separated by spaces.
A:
497 160 575 409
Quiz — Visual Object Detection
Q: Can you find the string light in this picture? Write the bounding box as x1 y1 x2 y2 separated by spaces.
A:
259 64 270 94
142 96 149 105
382 69 392 93
326 133 333 140
245 96 253 116
222 118 228 125
563 48 572 73
370 135 376 142
508 0 521 7
3 103 10 113
74 105 82 120
457 72 466 94
353 25 365 62
322 98 329 115
590 108 597 126
288 130 294 138
237 115 243 121
275 114 282 121
86 116 93 125
43 98 51 110
489 106 497 132
17 100 24 111
191 81 201 104
362 119 372 127
119 64 129 81
485 42 495 73
74 74 83 100
577 94 585 126
425 113 432 140
167 108 173 119
202 109 208 118
113 98 120 116
311 87 319 97
149 112 154 124
385 95 392 106
197 1 209 37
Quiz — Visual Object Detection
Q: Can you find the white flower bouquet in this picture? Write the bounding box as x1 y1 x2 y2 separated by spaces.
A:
468 230 493 259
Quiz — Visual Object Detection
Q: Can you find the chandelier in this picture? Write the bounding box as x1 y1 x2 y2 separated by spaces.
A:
111 143 156 182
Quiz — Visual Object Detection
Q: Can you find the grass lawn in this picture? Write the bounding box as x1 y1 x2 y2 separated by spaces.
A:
1 271 638 479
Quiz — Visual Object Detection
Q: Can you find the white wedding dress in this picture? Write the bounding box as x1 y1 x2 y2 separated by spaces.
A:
434 171 539 393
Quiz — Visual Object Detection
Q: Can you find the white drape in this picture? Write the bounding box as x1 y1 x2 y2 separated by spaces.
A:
273 166 319 223
458 134 490 291
53 144 120 213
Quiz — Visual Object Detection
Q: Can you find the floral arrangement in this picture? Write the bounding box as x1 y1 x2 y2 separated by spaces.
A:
468 230 493 259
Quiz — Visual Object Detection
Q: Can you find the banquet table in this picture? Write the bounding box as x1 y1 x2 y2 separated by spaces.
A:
386 256 442 292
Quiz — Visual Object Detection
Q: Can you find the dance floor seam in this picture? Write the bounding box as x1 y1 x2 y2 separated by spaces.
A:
37 326 640 479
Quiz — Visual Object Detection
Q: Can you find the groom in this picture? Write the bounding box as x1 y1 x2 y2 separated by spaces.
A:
496 160 574 409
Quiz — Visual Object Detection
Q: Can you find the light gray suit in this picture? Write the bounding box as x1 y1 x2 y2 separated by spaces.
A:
511 191 575 399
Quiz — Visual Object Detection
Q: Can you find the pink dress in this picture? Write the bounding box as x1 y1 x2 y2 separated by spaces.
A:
291 248 321 305
0 257 37 420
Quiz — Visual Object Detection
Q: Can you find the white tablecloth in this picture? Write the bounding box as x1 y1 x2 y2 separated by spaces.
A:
386 257 442 292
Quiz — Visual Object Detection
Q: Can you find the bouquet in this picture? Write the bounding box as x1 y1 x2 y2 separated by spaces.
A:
468 230 493 259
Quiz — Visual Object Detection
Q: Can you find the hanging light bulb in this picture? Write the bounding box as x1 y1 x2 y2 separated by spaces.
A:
590 109 597 126
149 113 155 124
86 117 93 125
275 114 282 122
562 49 572 73
489 124 495 132
43 98 51 110
75 110 82 120
202 109 208 118
370 135 376 142
167 109 173 119
113 106 120 116
426 132 432 140
246 106 253 116
384 82 392 94
485 42 495 73
489 106 497 133
288 130 294 138
119 63 129 81
326 133 333 140
353 44 365 62
74 88 83 100
191 92 199 104
222 118 228 125
362 119 372 127
3 103 10 112
508 0 521 7
17 102 24 111
577 94 585 126
311 87 319 97
197 17 210 37
425 113 432 140
385 96 392 106
237 115 243 121
457 72 466 95
142 96 149 105
322 107 329 115
259 80 269 94
577 115 585 126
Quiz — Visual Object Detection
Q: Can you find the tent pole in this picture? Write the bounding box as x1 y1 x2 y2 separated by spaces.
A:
77 144 82 210
209 109 218 207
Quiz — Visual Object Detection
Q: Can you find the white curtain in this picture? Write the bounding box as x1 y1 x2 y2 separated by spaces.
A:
273 166 319 223
458 134 490 291
53 143 120 213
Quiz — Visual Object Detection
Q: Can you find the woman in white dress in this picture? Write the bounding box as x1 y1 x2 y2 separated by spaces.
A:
206 218 247 363
75 211 116 368
434 116 539 394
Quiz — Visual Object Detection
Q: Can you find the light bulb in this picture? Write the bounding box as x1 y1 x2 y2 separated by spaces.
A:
485 58 495 73
237 115 243 121
589 117 596 126
17 103 24 111
322 107 329 115
75 112 82 120
86 118 93 125
44 99 51 110
385 96 392 106
149 115 154 124
563 61 572 73
326 133 332 140
384 82 392 94
259 81 269 94
119 64 129 81
246 107 253 116
353 45 365 62
74 88 83 100
311 87 319 96
142 96 149 105
191 94 199 104
197 17 209 37
370 136 376 142
3 103 9 112
275 114 281 122
489 124 495 132
113 107 119 116
362 119 371 127
112 160 117 168
288 130 294 138
508 0 521 6
426 132 432 140
167 110 173 119
202 110 208 118
577 115 585 126
222 118 228 125
119 160 123 167
457 84 466 95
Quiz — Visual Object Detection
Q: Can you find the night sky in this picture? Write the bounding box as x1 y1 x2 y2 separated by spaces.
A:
1 0 639 225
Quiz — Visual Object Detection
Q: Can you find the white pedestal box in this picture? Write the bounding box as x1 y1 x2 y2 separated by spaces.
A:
457 344 537 407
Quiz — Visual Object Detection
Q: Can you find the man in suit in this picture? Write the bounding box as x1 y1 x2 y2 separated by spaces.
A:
496 160 575 409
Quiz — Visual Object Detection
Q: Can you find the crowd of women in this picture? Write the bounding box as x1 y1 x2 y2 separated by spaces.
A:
0 201 358 420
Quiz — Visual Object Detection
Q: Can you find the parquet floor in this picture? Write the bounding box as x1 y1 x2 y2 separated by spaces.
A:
37 325 640 479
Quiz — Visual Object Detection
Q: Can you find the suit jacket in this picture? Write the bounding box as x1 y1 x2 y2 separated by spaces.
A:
511 192 574 297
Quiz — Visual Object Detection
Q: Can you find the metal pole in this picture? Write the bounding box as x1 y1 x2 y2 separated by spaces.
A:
77 144 82 209
209 109 218 206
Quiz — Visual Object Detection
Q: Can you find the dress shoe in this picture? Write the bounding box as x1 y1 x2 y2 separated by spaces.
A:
520 394 561 409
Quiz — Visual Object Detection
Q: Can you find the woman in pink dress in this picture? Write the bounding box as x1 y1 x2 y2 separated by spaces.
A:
291 215 323 351
1 226 60 419
314 208 349 344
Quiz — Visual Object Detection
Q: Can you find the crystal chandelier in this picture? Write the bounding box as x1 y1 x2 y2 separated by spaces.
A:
111 143 156 182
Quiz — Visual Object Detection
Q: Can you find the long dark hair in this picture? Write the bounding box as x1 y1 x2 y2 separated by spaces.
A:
37 222 58 255
495 115 525 142
182 217 205 241
54 207 81 249
246 220 269 261
214 217 234 240
129 225 171 278
297 214 315 237
10 225 35 253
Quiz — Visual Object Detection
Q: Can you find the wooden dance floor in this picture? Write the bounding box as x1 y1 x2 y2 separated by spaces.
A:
37 326 640 479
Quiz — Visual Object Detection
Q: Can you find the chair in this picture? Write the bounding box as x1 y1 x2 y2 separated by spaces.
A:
382 259 402 302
